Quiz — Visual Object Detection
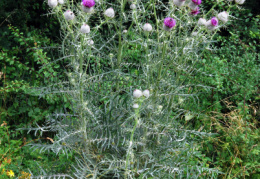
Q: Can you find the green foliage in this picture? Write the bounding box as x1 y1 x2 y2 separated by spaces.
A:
198 105 260 178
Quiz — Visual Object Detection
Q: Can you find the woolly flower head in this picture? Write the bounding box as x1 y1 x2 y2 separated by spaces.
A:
218 11 229 23
80 24 90 33
64 10 75 21
206 17 218 30
87 39 94 45
143 90 150 98
192 0 202 5
143 23 153 32
198 18 206 26
58 0 64 4
133 89 143 98
211 17 218 26
163 17 176 31
48 0 58 8
173 0 186 7
82 0 95 8
191 7 200 15
130 4 136 9
104 8 115 18
235 0 245 4
133 104 139 109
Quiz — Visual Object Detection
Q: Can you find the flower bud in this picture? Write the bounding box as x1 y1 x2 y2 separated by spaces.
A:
163 17 176 31
80 24 90 34
206 17 218 30
48 0 58 8
143 23 153 32
123 29 128 33
217 11 228 23
143 90 150 98
133 104 139 109
82 0 95 8
104 8 115 18
64 10 75 21
198 18 206 26
173 0 186 7
58 0 64 4
130 4 136 9
87 40 94 45
133 89 143 98
235 0 245 4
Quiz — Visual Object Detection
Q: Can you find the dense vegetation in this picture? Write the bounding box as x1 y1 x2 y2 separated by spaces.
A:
0 0 259 178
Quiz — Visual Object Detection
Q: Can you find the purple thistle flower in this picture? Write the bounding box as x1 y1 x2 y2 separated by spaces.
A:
192 0 202 5
211 17 218 26
82 0 95 8
164 17 176 28
191 7 200 15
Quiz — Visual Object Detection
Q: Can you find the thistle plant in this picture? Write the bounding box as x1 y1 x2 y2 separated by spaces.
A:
26 0 246 178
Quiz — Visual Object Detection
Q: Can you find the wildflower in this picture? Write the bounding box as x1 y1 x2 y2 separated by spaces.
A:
235 0 245 4
80 24 90 33
123 29 128 33
130 4 136 9
58 0 64 4
163 17 176 31
143 23 153 32
198 18 206 26
192 0 202 5
133 89 143 98
64 10 75 21
104 8 115 18
143 90 150 98
48 0 58 8
173 0 186 7
133 104 139 109
82 0 95 8
206 17 218 30
82 0 95 13
7 170 14 177
191 7 200 15
217 11 228 23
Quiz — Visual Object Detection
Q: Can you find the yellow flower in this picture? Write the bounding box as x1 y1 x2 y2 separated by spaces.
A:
7 170 15 177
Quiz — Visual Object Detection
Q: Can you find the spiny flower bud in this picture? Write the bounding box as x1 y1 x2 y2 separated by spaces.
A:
64 10 75 21
191 7 200 16
87 39 94 45
133 104 139 109
80 24 90 33
143 23 153 32
104 8 115 18
133 89 143 98
163 17 176 31
48 0 58 8
206 17 218 30
217 11 228 23
235 0 245 4
198 18 206 26
58 0 64 4
143 90 150 98
173 0 186 7
130 4 136 9
82 0 95 8
82 6 94 13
